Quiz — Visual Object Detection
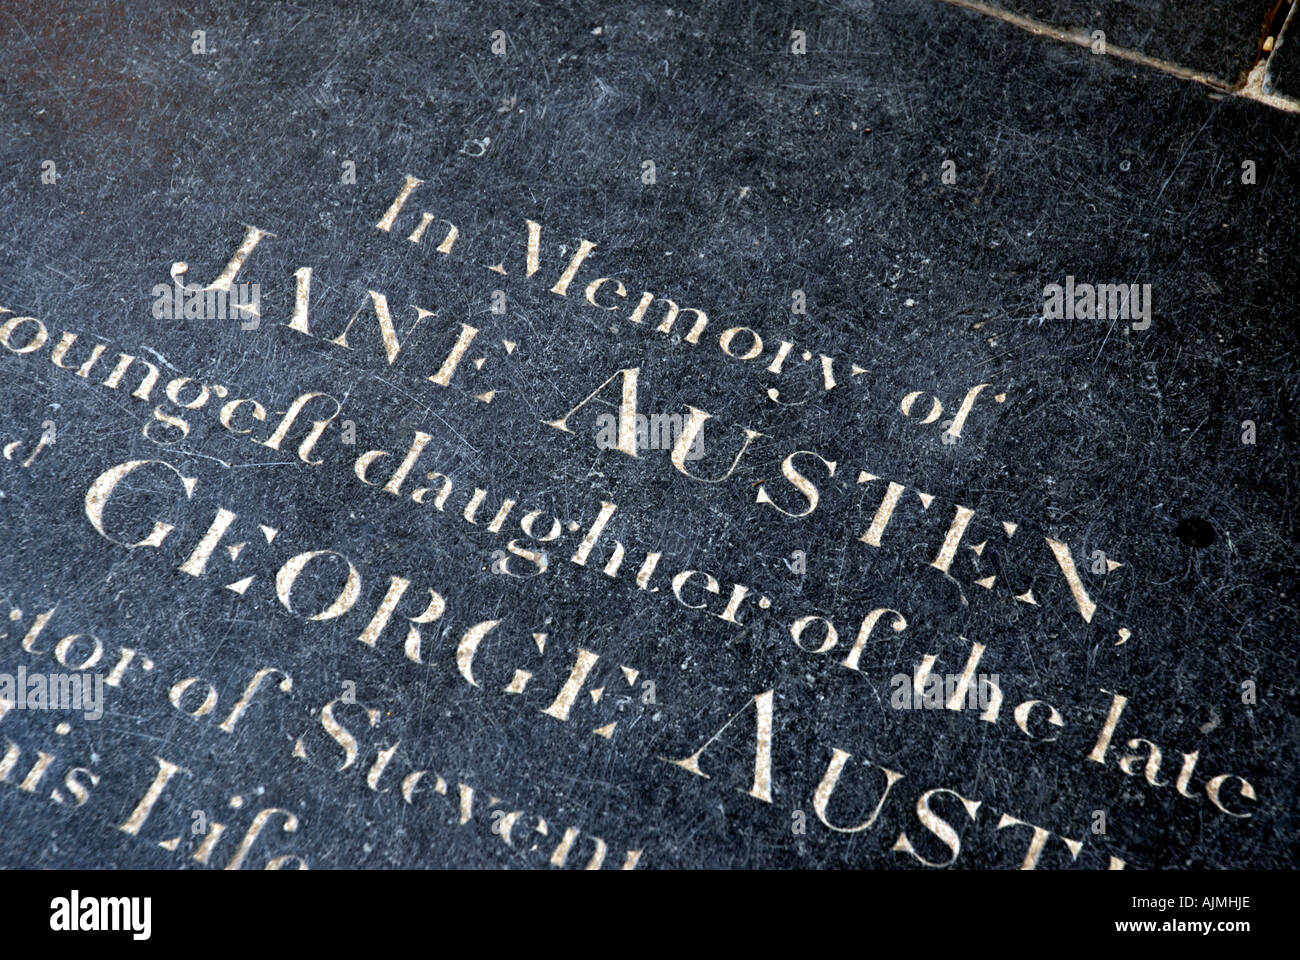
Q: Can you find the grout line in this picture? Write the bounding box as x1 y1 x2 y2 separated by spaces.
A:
933 0 1300 113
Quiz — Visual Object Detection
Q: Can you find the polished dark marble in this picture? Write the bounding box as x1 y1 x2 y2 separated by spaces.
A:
0 0 1296 870
975 0 1277 83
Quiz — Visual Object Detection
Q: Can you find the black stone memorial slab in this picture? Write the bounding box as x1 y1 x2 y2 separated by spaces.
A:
0 0 1296 872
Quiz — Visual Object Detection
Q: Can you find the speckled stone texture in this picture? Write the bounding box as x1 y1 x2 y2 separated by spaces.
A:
974 0 1277 82
1266 3 1300 95
0 1 1296 869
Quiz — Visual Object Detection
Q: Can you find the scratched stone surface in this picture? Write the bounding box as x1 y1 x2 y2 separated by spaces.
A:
1266 5 1300 96
0 1 1297 870
973 0 1278 84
